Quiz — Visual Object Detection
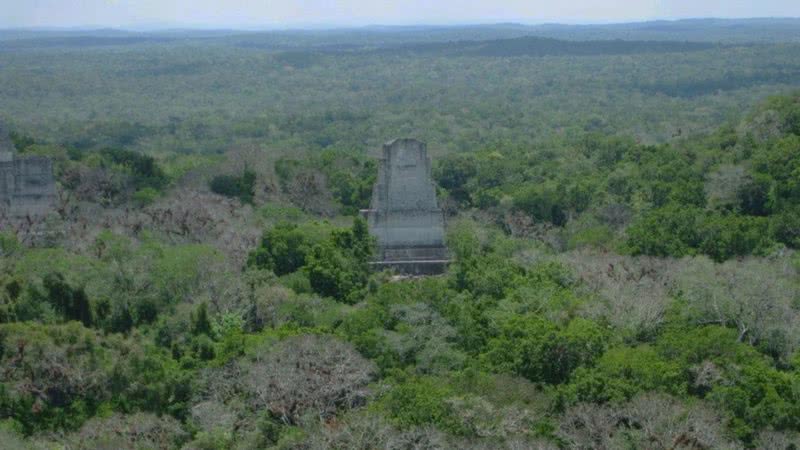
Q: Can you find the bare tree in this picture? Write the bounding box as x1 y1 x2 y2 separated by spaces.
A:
754 429 800 450
620 393 741 450
0 428 49 450
141 187 260 264
61 165 125 206
557 402 618 450
675 255 799 353
704 164 748 212
1 323 110 413
596 203 632 229
244 335 376 425
301 413 400 450
61 413 188 450
194 361 246 405
503 209 537 238
189 400 237 434
384 302 466 374
740 108 784 143
562 249 678 340
558 394 740 450
284 170 336 216
247 284 312 331
444 396 538 440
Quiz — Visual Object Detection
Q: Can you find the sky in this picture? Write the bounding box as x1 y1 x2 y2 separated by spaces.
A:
1 0 799 29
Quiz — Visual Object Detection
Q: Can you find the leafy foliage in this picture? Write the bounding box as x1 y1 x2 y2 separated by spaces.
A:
209 170 256 204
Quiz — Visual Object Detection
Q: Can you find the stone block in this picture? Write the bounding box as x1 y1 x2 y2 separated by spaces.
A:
0 138 56 217
363 139 449 275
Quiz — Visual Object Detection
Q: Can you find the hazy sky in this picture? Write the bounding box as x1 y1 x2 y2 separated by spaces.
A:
2 0 799 28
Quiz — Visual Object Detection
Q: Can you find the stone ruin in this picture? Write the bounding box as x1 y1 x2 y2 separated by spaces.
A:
362 138 450 275
0 125 56 217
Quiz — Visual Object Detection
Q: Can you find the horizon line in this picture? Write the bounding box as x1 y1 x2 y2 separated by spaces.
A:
2 16 800 33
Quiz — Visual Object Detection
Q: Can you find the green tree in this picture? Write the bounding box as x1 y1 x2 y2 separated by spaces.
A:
100 147 168 190
247 223 313 276
481 315 605 384
626 204 701 257
305 218 373 302
380 376 464 434
209 170 256 204
434 154 477 205
512 184 568 226
191 302 213 337
41 273 93 327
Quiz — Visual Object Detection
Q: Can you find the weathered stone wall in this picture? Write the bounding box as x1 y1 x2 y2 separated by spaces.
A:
0 153 56 217
0 122 14 163
364 138 449 275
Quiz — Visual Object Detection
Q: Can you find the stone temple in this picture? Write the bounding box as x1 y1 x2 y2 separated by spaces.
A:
362 138 449 275
0 126 56 217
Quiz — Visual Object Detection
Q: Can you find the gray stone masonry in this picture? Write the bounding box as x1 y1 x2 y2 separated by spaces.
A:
362 138 450 275
0 122 13 162
0 127 56 217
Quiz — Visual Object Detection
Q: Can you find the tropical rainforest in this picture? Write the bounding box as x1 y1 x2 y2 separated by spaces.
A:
1 19 800 449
